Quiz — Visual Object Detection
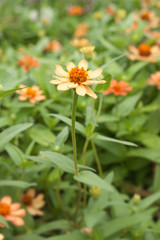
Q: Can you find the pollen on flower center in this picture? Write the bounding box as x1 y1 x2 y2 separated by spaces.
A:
69 67 88 84
26 88 37 97
138 43 151 56
141 12 150 20
0 202 11 216
21 194 33 205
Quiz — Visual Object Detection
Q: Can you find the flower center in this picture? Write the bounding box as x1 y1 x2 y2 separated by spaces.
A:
113 84 121 91
141 11 150 20
21 194 33 205
26 88 37 97
0 202 11 216
138 43 151 56
69 67 88 84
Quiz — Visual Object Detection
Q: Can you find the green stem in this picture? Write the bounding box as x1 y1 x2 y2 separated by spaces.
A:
91 140 103 178
56 170 69 221
71 91 79 175
71 91 82 223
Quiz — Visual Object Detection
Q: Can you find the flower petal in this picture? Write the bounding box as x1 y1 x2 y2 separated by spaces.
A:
67 62 76 72
57 83 70 91
55 65 69 77
26 188 36 197
1 196 12 205
87 68 102 79
27 206 44 216
11 203 21 211
83 80 106 85
85 85 97 99
76 85 87 96
11 209 26 217
78 60 88 70
50 80 64 85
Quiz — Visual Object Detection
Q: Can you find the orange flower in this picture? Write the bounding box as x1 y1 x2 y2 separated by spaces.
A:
125 22 138 35
103 79 133 96
70 38 91 49
146 30 160 39
68 6 84 16
0 196 26 227
21 188 45 216
18 56 40 72
74 23 89 38
126 43 160 62
106 7 115 15
50 60 106 99
44 40 62 52
133 9 159 30
16 85 46 104
148 71 160 89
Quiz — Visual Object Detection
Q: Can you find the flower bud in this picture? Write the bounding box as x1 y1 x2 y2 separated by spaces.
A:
133 194 141 204
89 186 101 199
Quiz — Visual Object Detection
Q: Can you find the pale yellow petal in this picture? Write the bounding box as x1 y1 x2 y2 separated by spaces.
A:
52 76 69 81
67 62 76 72
50 80 63 85
85 85 97 99
76 84 87 96
26 188 36 198
78 60 88 70
87 68 102 79
57 83 70 91
83 80 106 85
55 65 69 77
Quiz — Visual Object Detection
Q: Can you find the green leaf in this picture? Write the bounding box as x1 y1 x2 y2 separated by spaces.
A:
16 234 45 240
99 37 122 54
113 92 142 117
35 220 70 234
0 123 33 151
139 192 160 211
125 61 149 80
54 127 69 151
127 148 160 163
74 171 113 192
0 88 19 98
95 134 137 147
100 54 125 69
0 215 9 228
0 180 36 188
49 114 85 135
95 74 111 92
5 143 24 166
40 151 75 174
48 231 86 240
28 124 55 146
99 209 156 238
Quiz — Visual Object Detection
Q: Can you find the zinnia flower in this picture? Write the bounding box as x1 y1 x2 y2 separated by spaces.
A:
44 40 62 52
70 38 91 49
133 9 159 30
126 43 160 62
50 60 106 99
103 79 132 96
74 23 89 38
16 85 46 104
18 56 40 72
68 6 84 16
148 71 160 89
21 188 45 216
0 196 26 226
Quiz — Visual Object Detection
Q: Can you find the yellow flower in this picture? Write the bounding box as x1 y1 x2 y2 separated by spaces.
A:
50 60 106 99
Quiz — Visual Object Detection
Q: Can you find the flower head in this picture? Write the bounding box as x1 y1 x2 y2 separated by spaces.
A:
21 188 45 216
80 227 92 236
70 38 91 49
103 79 132 96
68 6 84 16
148 71 160 89
16 85 46 104
44 40 62 52
74 23 89 38
126 43 160 62
0 196 26 226
133 9 159 30
50 60 106 99
18 56 40 72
